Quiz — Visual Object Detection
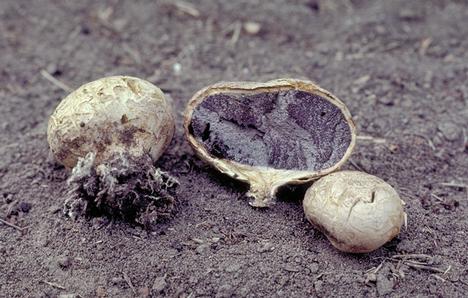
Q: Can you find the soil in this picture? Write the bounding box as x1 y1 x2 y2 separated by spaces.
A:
1 0 467 297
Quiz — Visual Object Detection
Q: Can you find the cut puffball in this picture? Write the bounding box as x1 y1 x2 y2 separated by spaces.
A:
184 79 356 207
47 76 177 226
303 171 406 253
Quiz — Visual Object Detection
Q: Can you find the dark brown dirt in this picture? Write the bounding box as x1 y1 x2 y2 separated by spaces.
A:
1 0 467 297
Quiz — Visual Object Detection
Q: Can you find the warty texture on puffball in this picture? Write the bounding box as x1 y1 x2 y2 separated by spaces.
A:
47 76 175 168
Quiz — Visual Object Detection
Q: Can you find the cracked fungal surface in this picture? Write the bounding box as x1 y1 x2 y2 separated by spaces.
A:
189 90 352 171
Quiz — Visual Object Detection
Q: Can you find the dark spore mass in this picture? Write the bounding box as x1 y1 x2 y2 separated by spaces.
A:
190 90 352 171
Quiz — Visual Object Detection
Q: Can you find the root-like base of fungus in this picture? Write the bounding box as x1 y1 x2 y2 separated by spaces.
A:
64 152 178 228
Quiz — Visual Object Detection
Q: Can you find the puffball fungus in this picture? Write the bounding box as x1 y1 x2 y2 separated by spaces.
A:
48 76 174 168
184 79 356 207
303 171 405 253
47 76 177 226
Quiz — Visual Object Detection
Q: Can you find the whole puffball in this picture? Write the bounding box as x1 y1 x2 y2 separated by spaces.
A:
47 76 174 168
303 171 405 253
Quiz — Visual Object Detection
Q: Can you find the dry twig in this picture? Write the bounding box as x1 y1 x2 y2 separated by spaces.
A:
40 69 72 92
123 271 136 294
229 22 242 45
404 263 446 273
0 218 28 231
439 182 467 189
391 254 433 260
172 1 200 17
431 274 446 282
389 254 450 275
356 135 387 144
349 159 367 173
366 260 385 274
431 193 445 202
419 37 433 56
41 280 67 290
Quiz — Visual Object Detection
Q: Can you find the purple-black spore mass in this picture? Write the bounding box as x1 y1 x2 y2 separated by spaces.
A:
189 90 352 171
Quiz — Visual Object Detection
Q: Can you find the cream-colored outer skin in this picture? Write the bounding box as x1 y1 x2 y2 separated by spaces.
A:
303 171 405 253
48 76 174 168
184 79 356 207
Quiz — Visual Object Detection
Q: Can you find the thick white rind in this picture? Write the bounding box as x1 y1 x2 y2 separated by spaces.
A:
47 76 174 168
184 79 357 207
303 171 405 253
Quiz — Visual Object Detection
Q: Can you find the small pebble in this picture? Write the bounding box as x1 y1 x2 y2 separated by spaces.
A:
366 272 377 282
257 242 274 253
376 265 394 296
396 239 417 253
195 243 210 254
152 275 167 293
399 8 421 21
4 193 13 203
225 263 242 273
46 63 61 76
96 286 107 298
189 275 198 284
438 122 461 141
171 241 184 252
308 262 319 274
238 286 249 297
173 63 182 76
110 277 126 286
138 287 150 298
215 283 233 298
378 96 394 106
243 22 261 35
388 144 399 153
314 280 323 292
18 202 32 213
57 256 72 269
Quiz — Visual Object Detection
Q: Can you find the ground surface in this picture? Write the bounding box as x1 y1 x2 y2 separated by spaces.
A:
1 0 467 297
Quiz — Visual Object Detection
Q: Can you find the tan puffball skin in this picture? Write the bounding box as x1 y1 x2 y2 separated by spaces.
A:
303 171 405 253
184 78 356 207
47 76 174 168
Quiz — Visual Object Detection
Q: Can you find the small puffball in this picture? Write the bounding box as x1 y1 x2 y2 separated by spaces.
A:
47 76 174 168
303 171 405 253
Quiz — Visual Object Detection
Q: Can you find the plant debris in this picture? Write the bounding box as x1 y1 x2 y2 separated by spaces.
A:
64 152 178 228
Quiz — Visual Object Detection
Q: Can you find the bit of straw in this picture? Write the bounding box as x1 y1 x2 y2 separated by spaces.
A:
172 1 200 17
40 69 72 92
356 135 387 144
